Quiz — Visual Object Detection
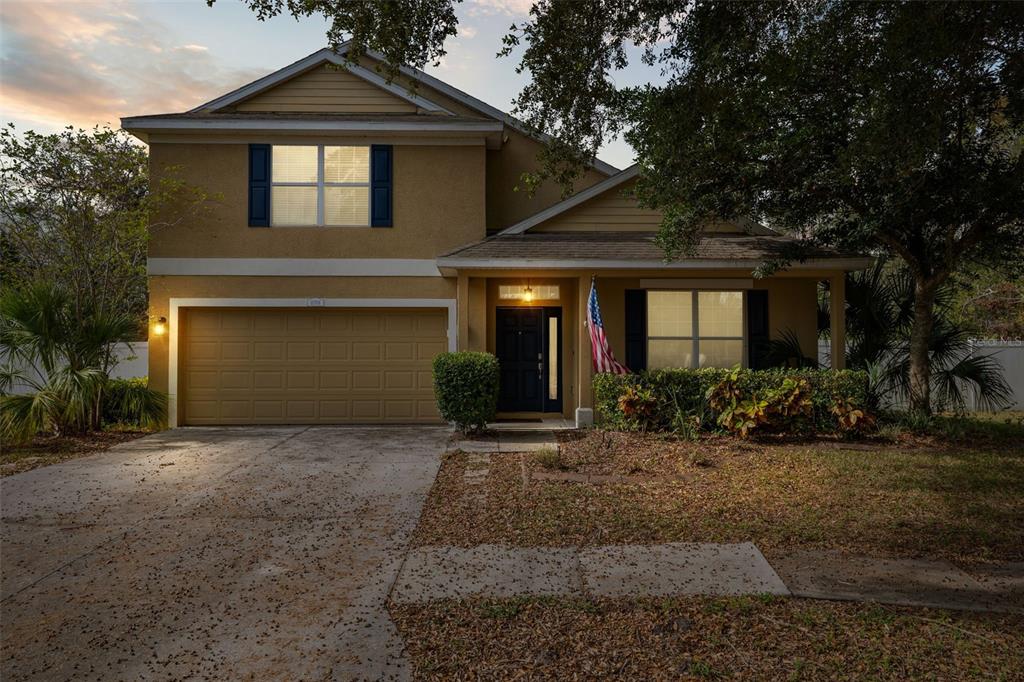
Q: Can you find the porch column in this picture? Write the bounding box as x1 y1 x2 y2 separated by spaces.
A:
577 275 593 410
829 274 846 370
456 273 469 351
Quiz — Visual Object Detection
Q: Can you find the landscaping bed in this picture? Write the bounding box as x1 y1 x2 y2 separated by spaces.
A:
0 429 149 477
391 595 1024 681
412 423 1024 566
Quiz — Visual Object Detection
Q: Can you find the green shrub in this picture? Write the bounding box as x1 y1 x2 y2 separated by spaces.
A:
594 367 869 436
101 377 167 429
432 352 500 433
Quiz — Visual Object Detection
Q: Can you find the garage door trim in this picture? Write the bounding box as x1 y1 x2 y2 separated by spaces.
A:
167 297 456 427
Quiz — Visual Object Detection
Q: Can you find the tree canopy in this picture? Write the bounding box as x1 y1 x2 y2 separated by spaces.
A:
0 125 206 336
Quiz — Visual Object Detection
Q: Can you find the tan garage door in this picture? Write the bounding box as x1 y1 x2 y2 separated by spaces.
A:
180 307 446 425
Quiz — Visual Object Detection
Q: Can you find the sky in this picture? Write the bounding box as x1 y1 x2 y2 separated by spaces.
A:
0 0 663 170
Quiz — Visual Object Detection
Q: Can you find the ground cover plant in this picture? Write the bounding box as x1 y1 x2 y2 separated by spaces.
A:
391 595 1024 681
594 367 870 437
414 418 1024 567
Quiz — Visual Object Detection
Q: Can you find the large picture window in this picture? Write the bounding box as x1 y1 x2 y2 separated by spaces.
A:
270 145 370 226
647 291 745 369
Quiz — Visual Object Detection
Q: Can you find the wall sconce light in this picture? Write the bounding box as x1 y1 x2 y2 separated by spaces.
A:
153 316 168 336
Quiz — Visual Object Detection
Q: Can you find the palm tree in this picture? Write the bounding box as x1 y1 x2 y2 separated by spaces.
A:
0 284 166 443
820 261 1012 412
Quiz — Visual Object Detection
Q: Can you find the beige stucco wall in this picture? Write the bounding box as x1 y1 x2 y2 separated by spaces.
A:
484 130 610 232
149 142 485 259
147 275 455 399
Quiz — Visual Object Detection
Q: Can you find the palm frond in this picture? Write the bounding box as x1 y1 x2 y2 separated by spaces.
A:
765 328 818 368
934 352 1014 413
0 391 61 443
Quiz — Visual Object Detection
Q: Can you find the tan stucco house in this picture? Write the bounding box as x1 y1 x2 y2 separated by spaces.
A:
122 46 866 428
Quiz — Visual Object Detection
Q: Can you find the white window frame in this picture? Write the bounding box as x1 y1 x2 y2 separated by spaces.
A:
270 144 371 228
646 290 748 369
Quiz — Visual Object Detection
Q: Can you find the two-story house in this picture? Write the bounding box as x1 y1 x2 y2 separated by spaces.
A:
122 46 867 428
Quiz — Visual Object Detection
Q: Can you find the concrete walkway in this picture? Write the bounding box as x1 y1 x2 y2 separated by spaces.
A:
1 426 449 681
448 430 558 453
392 543 1023 614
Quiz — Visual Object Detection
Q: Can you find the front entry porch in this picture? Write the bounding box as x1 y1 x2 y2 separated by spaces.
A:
453 271 848 425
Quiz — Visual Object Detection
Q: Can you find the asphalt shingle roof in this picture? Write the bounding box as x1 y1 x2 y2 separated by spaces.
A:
439 232 854 262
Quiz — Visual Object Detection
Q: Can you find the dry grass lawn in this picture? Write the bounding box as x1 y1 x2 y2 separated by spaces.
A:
391 595 1023 681
413 424 1024 566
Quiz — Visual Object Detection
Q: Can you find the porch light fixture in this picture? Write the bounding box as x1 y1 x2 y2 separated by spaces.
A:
522 285 534 303
153 316 168 336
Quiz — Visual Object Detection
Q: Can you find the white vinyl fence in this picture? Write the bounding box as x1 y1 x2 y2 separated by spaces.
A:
818 338 1024 411
4 342 148 395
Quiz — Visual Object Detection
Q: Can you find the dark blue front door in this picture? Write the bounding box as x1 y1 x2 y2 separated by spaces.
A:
496 307 544 412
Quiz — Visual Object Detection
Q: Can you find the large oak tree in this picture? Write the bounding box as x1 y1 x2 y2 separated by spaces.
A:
226 0 1024 414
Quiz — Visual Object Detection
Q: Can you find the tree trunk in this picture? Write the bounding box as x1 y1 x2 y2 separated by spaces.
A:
908 277 938 416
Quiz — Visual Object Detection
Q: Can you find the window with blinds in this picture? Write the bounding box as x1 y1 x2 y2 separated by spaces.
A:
647 290 745 369
270 145 370 226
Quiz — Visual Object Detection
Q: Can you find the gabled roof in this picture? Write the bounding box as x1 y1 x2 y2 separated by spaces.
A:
498 164 776 236
498 165 641 235
190 48 454 115
148 43 618 176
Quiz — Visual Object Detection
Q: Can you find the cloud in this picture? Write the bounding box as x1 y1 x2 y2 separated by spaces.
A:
465 0 534 18
459 25 478 39
0 1 261 133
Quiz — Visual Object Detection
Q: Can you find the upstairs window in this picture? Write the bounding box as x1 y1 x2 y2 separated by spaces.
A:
270 145 370 227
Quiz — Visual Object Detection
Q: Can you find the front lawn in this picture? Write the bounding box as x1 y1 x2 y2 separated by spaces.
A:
0 429 149 477
412 419 1024 566
391 595 1023 680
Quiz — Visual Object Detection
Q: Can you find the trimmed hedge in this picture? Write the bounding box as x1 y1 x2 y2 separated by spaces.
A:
593 367 869 435
432 351 500 433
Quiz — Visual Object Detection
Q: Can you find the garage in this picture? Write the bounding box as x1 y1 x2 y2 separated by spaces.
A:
179 307 447 425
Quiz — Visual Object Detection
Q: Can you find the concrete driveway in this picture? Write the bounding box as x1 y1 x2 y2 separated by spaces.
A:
0 426 448 681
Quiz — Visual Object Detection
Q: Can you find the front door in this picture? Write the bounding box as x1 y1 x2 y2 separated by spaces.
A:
496 307 544 412
496 307 562 413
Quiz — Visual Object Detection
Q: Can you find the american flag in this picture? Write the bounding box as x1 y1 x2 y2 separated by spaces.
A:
587 277 629 374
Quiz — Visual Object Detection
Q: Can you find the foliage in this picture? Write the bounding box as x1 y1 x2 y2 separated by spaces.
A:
706 368 813 437
822 260 1014 413
594 367 867 436
831 398 876 437
0 125 206 334
432 351 500 433
616 385 657 431
948 264 1024 339
209 0 458 80
101 377 167 429
0 284 166 443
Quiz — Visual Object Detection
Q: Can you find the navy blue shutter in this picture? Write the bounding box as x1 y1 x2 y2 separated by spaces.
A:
624 289 647 371
747 290 770 369
370 144 393 227
248 144 271 227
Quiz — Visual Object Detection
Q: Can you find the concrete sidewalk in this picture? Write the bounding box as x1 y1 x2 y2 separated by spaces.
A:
391 542 1023 614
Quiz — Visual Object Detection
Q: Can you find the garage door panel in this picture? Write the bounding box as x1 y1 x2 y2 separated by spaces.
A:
221 342 251 361
320 342 350 360
181 307 445 424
